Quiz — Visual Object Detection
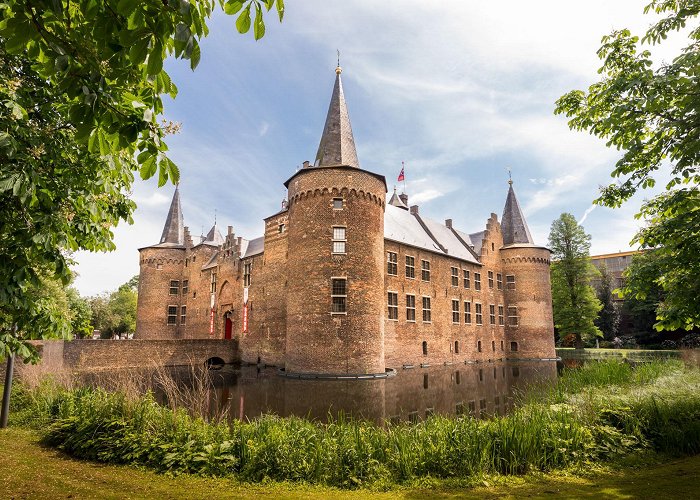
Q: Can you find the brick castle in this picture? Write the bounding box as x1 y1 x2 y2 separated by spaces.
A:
135 66 556 376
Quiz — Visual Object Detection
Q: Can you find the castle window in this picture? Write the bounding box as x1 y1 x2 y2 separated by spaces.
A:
492 340 496 352
167 306 177 325
475 303 483 325
488 271 494 289
506 275 516 290
387 252 398 276
508 306 519 326
489 304 496 325
451 267 459 287
498 305 504 326
182 280 189 295
421 260 431 281
477 340 482 353
422 296 431 322
422 340 428 356
501 340 504 351
193 291 196 298
169 280 179 295
388 292 398 320
180 306 187 325
278 223 285 233
510 341 519 352
454 341 460 354
497 273 503 290
474 272 481 291
405 256 415 279
157 263 163 270
406 294 416 321
468 400 476 415
331 278 347 314
451 299 460 324
210 273 217 294
463 269 470 289
332 226 346 254
464 301 472 324
243 262 252 287
332 197 343 210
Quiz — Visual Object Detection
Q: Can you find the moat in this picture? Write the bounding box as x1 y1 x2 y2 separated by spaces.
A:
132 360 560 424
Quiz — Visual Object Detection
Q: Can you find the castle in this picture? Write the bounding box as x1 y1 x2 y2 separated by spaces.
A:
135 66 556 376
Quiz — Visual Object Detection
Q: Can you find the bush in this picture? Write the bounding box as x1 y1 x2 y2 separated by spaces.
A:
680 333 700 349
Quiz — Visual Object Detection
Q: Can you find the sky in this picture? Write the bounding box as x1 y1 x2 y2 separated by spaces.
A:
72 0 686 296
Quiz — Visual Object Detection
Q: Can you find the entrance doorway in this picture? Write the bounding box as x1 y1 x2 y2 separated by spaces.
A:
224 317 232 340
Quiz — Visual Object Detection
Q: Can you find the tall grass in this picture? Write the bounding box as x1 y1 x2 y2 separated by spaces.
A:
10 359 700 488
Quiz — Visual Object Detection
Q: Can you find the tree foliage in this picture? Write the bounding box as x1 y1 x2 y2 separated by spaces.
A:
555 1 700 330
593 264 619 341
0 1 283 360
548 213 602 347
89 276 138 338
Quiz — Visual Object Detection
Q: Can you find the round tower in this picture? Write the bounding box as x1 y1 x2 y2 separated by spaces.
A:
283 66 388 375
500 180 556 359
134 186 187 340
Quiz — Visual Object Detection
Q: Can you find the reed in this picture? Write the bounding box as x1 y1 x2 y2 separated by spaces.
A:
11 358 700 489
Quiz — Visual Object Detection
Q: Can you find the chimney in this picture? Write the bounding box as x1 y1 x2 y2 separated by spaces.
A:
399 193 408 206
227 225 233 236
445 219 452 229
410 205 419 215
183 226 193 247
303 160 310 168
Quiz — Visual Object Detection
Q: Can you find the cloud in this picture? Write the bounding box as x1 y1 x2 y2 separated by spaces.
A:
578 205 597 225
258 121 270 137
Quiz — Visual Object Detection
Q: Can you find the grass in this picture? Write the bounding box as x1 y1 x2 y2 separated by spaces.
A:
2 427 700 499
5 359 700 491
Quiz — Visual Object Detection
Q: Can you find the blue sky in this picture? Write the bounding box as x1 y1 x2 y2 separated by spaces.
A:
72 1 684 296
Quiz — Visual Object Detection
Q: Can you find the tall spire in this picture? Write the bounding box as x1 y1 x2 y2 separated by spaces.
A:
159 185 185 245
314 64 360 169
501 181 535 246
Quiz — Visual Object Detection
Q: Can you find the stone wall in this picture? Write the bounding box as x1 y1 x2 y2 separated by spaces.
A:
25 339 239 371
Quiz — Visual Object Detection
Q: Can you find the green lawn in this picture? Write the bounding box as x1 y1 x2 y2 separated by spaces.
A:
3 428 700 499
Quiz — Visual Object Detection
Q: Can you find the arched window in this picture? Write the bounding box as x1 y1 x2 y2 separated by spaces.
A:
477 340 482 352
422 341 428 356
510 341 519 352
454 341 460 354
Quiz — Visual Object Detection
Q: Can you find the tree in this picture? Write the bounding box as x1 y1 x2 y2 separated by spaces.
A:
593 264 619 341
548 213 602 348
88 278 138 338
555 1 700 330
0 0 284 362
66 288 93 339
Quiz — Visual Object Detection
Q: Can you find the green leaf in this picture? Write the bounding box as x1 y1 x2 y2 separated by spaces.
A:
236 4 252 34
174 23 191 42
224 0 244 15
116 0 139 16
276 0 284 21
254 4 265 40
129 38 149 65
146 41 164 76
190 42 201 70
139 155 157 180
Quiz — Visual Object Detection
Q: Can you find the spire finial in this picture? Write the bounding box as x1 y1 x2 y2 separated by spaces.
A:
214 208 217 226
336 49 342 74
507 166 513 185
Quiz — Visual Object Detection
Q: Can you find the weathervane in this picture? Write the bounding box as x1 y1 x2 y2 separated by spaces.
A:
506 166 513 185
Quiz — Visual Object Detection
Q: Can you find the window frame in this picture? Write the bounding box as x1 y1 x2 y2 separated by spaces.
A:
475 302 483 325
169 280 179 295
387 291 399 320
450 266 459 287
331 277 347 314
488 270 494 289
508 306 518 326
332 197 344 210
332 226 347 255
406 294 416 322
497 273 503 290
405 255 415 279
422 296 431 323
451 299 460 324
489 304 496 325
181 279 188 295
506 274 516 290
421 259 431 282
387 251 398 276
464 301 472 324
243 262 252 287
167 305 178 325
498 305 504 326
180 305 187 325
474 272 481 291
463 269 470 289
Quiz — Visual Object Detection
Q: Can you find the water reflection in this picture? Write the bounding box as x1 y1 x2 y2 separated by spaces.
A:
152 361 558 424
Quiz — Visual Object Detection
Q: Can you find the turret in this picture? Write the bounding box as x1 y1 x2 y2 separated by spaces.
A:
135 186 187 339
499 180 555 359
284 65 388 375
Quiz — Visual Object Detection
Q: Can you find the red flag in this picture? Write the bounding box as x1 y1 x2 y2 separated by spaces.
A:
398 167 405 182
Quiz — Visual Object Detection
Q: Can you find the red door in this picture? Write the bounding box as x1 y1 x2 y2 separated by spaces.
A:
224 317 232 340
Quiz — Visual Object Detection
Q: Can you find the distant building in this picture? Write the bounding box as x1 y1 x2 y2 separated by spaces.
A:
590 250 642 301
135 66 556 376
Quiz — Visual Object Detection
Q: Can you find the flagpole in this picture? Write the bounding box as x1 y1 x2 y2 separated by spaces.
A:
402 161 406 193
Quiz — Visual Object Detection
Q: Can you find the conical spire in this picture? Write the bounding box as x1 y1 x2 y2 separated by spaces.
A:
314 65 360 169
501 180 534 245
159 185 185 245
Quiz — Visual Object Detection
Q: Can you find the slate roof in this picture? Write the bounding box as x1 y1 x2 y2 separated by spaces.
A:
314 67 359 169
384 205 481 264
501 182 534 245
241 236 265 258
388 189 408 210
198 224 225 247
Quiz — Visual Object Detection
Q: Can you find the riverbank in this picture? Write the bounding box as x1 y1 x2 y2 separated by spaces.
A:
2 427 699 499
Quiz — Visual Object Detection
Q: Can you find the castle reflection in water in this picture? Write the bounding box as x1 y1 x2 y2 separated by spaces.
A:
190 361 559 424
